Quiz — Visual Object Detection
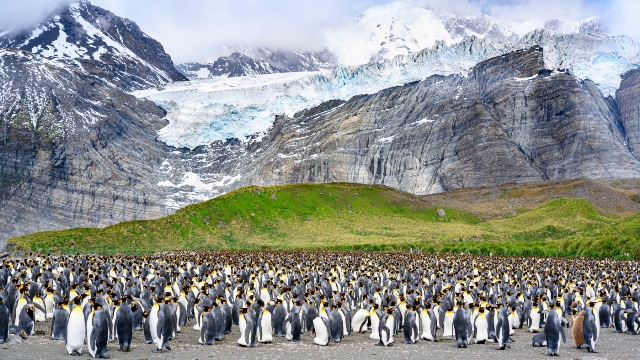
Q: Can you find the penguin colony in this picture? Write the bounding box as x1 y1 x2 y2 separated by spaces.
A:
0 251 639 358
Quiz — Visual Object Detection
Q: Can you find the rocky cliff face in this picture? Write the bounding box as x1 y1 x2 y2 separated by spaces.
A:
0 0 186 91
156 46 640 207
0 49 171 245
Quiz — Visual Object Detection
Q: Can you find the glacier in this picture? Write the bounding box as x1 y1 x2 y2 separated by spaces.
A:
134 30 640 150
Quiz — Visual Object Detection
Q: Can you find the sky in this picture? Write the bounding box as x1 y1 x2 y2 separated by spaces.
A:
0 0 636 63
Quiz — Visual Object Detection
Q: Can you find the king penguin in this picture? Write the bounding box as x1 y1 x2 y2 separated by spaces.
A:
473 307 489 344
402 305 419 344
0 298 9 343
313 315 332 346
237 307 257 347
116 301 134 352
257 305 273 343
87 303 110 359
453 305 470 348
582 303 598 353
496 306 511 350
66 296 86 356
352 307 370 334
443 305 455 338
421 304 438 342
543 303 566 356
51 301 69 340
378 307 394 346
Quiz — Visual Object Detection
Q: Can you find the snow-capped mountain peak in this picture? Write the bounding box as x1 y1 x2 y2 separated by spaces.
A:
0 0 186 91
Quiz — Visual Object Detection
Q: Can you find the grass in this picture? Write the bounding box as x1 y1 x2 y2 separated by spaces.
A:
6 183 639 259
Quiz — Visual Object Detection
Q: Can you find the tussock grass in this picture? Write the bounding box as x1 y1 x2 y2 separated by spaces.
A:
7 183 639 259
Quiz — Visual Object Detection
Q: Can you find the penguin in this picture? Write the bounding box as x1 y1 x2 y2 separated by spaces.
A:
442 306 455 338
211 303 225 341
369 304 381 340
582 304 598 353
329 306 344 342
304 302 318 333
313 316 332 346
132 300 144 331
199 307 216 345
32 293 46 322
143 310 153 344
16 303 35 336
51 302 69 340
351 307 370 333
116 302 134 352
272 299 287 337
528 302 542 333
237 307 257 347
87 303 110 359
420 305 438 342
531 331 546 347
378 307 394 346
66 297 86 355
624 307 640 335
402 305 419 344
453 305 470 348
496 306 511 350
257 306 273 343
149 301 166 352
0 298 9 343
543 304 566 356
473 307 489 344
599 302 610 328
220 299 233 334
572 310 585 349
285 305 302 342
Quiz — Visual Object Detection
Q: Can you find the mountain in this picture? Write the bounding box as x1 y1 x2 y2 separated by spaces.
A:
248 48 338 72
140 30 640 150
2 43 640 246
0 0 186 91
177 48 337 79
143 46 640 211
176 52 286 79
325 1 608 66
0 47 173 246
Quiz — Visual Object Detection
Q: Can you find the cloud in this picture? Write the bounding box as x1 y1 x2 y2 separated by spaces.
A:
90 0 390 63
0 0 73 32
607 0 640 40
1 0 636 65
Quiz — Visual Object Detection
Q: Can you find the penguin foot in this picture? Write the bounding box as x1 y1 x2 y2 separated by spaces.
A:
152 348 162 353
165 345 172 350
99 355 110 359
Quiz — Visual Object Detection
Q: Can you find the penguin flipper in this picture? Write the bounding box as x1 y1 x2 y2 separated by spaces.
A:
33 303 46 314
90 327 97 352
590 319 597 342
156 309 165 340
559 324 566 343
358 318 367 333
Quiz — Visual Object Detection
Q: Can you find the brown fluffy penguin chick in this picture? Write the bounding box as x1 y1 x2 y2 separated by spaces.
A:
572 310 585 348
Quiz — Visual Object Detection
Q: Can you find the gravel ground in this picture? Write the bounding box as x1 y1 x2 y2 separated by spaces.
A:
1 319 639 360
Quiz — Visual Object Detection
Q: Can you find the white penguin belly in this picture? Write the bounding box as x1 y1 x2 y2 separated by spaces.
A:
475 318 489 342
259 311 273 343
66 310 85 354
369 313 380 340
238 316 249 346
421 313 433 340
313 317 329 345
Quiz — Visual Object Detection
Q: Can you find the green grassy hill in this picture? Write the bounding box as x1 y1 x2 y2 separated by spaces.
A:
7 182 640 259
